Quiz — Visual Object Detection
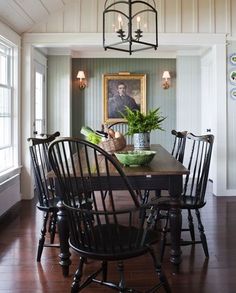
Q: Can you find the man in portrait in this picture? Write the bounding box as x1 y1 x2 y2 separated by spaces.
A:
108 82 140 118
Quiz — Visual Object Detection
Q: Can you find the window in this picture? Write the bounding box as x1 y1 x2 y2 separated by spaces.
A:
0 40 17 174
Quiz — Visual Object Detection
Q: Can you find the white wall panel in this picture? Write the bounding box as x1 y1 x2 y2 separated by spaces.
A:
232 0 236 36
15 0 49 23
46 10 64 32
47 56 71 136
97 0 106 33
215 0 227 33
80 0 98 32
165 0 178 33
176 55 201 134
181 0 194 33
63 0 81 32
157 0 165 32
29 23 47 33
41 0 64 12
25 0 236 36
0 176 20 217
198 0 211 33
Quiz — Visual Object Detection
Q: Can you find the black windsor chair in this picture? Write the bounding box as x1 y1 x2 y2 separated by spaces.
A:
170 130 188 164
48 137 171 293
151 133 214 261
141 130 188 204
28 131 60 262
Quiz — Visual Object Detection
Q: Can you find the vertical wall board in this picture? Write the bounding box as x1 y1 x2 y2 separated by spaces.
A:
28 23 47 33
215 0 227 33
176 55 201 134
63 0 81 33
198 0 211 33
97 0 106 33
231 0 236 36
80 0 98 32
47 55 71 136
181 0 194 33
16 0 236 36
165 0 178 33
158 0 165 33
46 10 64 32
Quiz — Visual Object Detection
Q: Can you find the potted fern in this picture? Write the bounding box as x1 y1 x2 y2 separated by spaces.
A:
121 106 166 150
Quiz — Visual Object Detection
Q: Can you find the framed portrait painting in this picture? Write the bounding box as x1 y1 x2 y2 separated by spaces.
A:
103 73 146 124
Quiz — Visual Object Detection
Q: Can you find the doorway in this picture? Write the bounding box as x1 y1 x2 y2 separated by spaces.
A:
33 59 47 137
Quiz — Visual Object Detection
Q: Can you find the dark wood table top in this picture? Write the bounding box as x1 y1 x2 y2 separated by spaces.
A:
47 144 189 179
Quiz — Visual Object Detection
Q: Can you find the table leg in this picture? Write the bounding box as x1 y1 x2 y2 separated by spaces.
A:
168 175 183 266
57 200 71 277
169 206 182 265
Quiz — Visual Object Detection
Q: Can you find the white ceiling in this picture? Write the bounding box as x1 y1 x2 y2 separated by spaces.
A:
0 0 72 34
0 0 207 56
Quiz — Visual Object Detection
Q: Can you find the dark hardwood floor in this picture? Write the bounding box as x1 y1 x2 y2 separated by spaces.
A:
1 185 236 293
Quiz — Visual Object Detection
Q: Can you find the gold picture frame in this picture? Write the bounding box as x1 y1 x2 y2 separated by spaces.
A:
103 73 146 124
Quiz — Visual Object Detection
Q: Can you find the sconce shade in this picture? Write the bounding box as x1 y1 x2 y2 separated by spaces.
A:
77 70 87 89
103 0 158 55
77 71 86 79
162 71 170 79
162 71 171 90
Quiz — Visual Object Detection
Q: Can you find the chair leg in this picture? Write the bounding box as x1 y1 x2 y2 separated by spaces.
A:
160 215 169 262
117 261 126 292
102 261 108 282
49 211 57 244
142 190 150 205
37 211 49 262
187 209 195 241
195 209 209 258
148 247 171 293
71 257 86 293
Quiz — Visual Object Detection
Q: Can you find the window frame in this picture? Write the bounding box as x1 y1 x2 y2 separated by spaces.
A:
0 36 20 181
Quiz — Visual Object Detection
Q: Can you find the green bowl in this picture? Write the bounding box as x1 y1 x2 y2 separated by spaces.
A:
114 150 156 166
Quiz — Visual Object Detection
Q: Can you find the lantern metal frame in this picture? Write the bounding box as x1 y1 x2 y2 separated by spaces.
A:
103 0 158 55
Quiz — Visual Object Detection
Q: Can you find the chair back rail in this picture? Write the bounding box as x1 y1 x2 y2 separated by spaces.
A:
183 133 214 203
28 132 60 207
171 130 187 163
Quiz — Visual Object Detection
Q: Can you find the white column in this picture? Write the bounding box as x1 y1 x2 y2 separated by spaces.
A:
21 43 35 199
212 44 227 196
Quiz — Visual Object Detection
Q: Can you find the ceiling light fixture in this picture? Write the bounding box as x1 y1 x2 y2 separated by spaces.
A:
103 0 158 55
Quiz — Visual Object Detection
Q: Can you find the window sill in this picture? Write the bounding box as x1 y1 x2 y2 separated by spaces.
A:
0 166 22 186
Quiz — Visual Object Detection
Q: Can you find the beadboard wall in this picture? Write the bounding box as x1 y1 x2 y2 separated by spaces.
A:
72 58 176 151
47 55 72 137
28 0 236 37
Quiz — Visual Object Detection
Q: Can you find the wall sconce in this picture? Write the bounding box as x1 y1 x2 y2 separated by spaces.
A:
77 70 87 89
162 71 171 89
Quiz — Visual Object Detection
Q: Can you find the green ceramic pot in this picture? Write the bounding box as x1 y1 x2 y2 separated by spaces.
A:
114 150 156 166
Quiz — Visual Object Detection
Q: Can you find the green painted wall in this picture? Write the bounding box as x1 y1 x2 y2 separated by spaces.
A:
72 58 176 151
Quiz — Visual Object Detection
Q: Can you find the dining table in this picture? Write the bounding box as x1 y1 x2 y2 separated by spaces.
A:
50 144 189 277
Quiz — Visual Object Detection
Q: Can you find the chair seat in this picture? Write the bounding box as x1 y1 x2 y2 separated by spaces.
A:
70 223 159 261
151 195 206 210
36 196 60 212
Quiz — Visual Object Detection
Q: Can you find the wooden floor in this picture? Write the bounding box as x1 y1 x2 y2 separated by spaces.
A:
1 186 236 293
